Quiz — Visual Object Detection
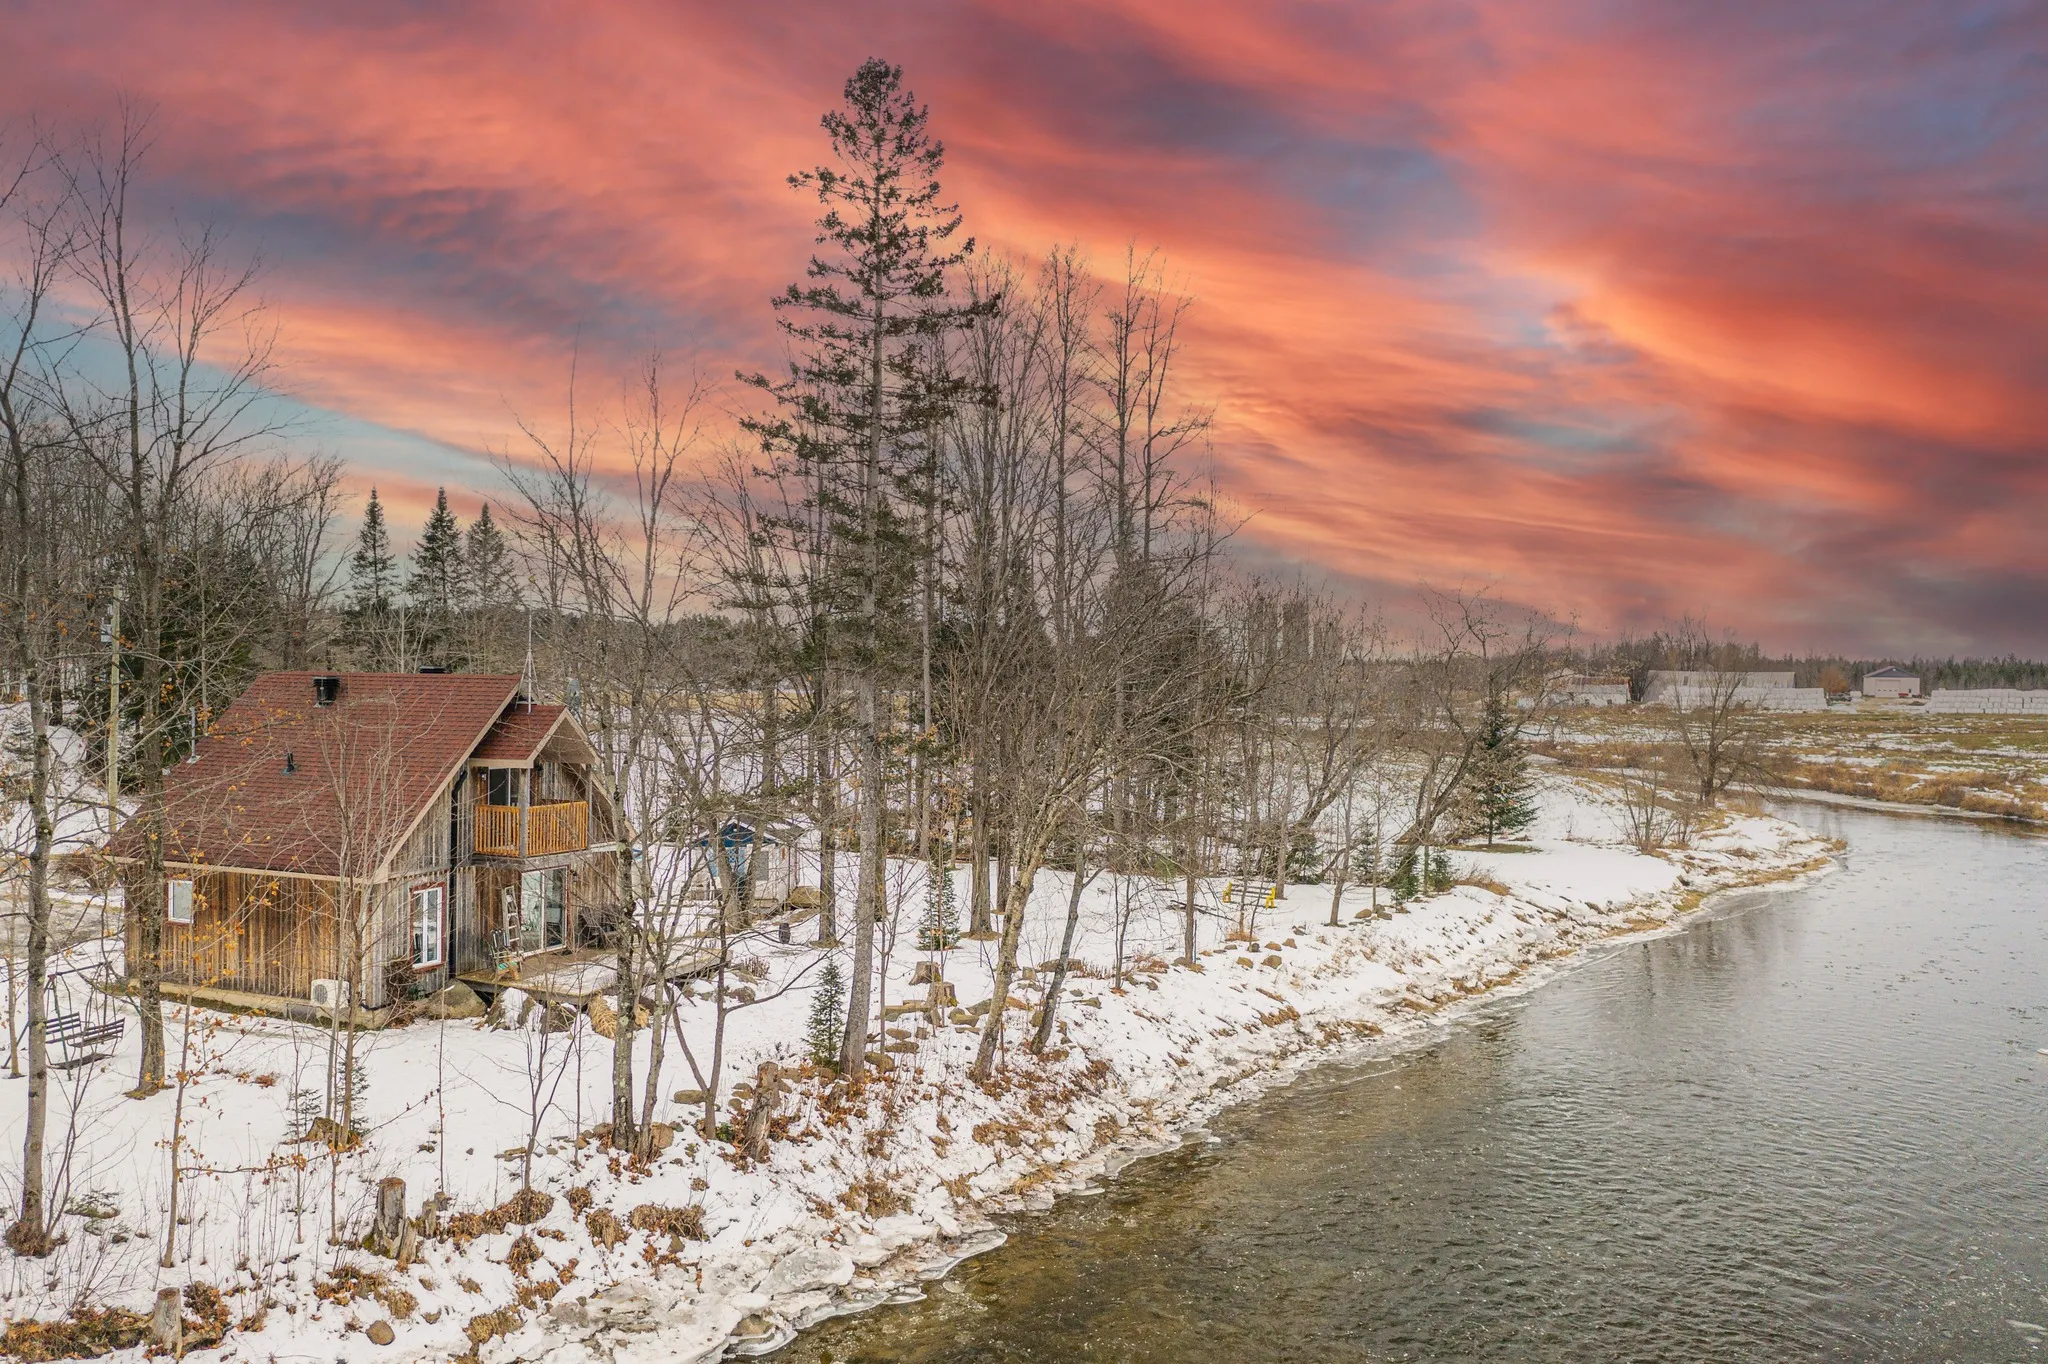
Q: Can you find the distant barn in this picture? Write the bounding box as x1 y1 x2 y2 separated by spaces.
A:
1551 673 1632 707
1860 667 1921 700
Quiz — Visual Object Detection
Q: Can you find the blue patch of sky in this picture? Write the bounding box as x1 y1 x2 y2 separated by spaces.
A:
146 176 742 366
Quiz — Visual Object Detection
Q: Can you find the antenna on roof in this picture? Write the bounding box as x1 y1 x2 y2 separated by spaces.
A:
522 610 535 709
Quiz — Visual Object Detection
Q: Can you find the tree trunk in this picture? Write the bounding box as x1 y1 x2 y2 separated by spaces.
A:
841 679 883 1078
610 888 638 1151
972 825 1046 1081
1031 841 1088 1054
817 728 838 946
132 628 168 1095
635 965 668 1163
967 759 992 937
5 658 54 1254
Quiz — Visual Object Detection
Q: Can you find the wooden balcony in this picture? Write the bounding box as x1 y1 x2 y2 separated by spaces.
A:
475 801 590 857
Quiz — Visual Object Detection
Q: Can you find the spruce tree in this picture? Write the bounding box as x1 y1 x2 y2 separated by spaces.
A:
1468 694 1538 846
1354 830 1382 891
744 59 992 1080
464 501 517 609
806 956 847 1070
1390 848 1419 903
408 487 463 619
349 488 395 617
918 852 959 951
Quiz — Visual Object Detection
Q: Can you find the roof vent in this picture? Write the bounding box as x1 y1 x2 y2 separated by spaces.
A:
284 750 297 775
312 675 340 707
418 665 449 674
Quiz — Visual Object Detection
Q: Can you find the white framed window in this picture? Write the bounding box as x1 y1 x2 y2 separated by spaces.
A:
411 884 445 968
166 878 194 925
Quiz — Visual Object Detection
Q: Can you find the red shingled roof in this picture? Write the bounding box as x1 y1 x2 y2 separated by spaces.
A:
471 703 567 764
111 672 520 877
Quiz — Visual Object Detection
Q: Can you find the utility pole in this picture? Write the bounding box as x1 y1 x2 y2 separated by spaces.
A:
103 597 120 835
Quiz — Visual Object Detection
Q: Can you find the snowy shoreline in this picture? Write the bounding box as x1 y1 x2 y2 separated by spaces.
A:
0 778 1837 1363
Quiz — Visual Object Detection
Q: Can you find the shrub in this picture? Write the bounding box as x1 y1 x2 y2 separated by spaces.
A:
627 1203 704 1246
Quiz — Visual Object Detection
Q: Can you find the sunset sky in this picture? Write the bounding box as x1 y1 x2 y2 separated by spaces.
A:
9 1 2045 654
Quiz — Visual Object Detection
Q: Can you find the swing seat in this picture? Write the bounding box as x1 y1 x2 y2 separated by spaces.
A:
44 1011 123 1069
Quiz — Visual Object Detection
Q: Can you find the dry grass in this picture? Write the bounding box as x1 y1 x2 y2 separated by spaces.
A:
441 1189 556 1246
1538 707 2048 825
626 1203 705 1246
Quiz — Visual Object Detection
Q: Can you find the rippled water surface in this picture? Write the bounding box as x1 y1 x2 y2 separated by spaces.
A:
782 808 2048 1362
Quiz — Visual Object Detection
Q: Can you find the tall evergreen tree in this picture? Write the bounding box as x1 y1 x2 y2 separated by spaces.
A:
745 58 991 1080
408 486 463 618
349 488 395 617
463 501 517 609
1468 694 1538 846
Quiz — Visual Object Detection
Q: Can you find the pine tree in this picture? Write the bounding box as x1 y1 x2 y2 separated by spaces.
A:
1390 845 1455 901
408 487 463 618
1427 848 1455 894
349 488 395 616
464 501 517 609
806 956 847 1070
1354 830 1382 890
287 1084 323 1141
743 58 993 1080
1467 694 1538 846
918 853 959 951
1390 848 1419 903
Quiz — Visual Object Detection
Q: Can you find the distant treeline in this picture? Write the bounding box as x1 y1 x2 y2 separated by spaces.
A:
1576 630 2048 693
1781 656 2048 691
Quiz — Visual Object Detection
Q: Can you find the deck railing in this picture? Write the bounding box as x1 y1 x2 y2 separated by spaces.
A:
475 801 589 857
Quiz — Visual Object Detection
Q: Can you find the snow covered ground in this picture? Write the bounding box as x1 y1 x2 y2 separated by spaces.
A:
0 775 1834 1361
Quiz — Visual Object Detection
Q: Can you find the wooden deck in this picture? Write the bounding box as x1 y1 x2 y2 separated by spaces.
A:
457 944 720 1005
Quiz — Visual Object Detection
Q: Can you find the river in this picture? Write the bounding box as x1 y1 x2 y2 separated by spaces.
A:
779 806 2048 1362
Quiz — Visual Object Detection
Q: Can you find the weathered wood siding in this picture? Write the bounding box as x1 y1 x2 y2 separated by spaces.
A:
139 870 341 1004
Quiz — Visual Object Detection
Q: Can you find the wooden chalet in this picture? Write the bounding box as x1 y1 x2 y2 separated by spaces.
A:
110 671 627 1019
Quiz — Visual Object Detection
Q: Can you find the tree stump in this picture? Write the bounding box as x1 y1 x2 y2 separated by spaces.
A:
369 1176 415 1262
742 1062 785 1163
149 1287 182 1351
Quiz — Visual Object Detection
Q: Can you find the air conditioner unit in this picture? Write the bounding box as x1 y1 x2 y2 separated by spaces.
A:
309 979 350 1014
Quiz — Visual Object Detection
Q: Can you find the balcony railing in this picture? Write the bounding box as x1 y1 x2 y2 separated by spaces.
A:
475 801 590 857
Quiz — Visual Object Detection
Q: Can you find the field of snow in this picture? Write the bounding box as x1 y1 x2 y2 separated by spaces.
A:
0 775 1835 1362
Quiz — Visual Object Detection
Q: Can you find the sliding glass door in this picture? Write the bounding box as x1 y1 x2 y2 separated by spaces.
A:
518 867 567 952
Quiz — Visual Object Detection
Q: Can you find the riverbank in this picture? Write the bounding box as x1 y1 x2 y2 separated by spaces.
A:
781 803 2048 1363
0 777 1834 1362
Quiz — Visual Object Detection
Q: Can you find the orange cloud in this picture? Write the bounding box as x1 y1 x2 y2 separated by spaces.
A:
5 0 2043 652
